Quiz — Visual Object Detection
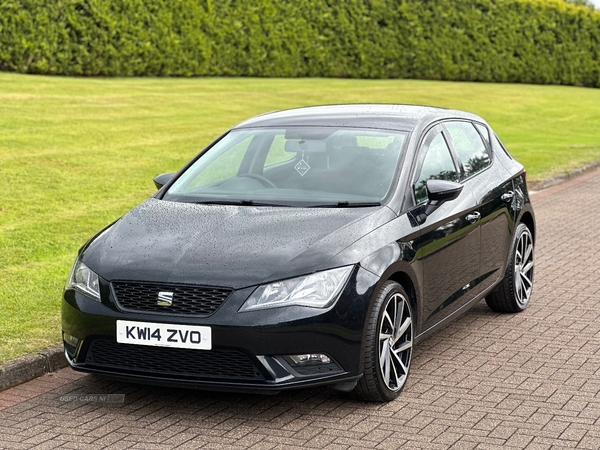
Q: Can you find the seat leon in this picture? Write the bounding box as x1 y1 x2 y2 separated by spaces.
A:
62 104 535 402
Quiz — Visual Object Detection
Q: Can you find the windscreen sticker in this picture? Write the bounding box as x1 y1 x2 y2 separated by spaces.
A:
295 158 311 176
294 152 310 177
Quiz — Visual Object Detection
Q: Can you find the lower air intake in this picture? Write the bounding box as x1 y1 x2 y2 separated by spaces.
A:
85 339 264 380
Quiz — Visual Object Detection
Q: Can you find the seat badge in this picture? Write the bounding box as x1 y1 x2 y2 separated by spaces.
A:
157 291 174 306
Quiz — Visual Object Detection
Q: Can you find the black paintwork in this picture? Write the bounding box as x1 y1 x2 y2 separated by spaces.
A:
82 199 395 289
62 104 535 393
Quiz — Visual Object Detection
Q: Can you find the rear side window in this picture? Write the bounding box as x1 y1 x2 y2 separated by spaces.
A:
474 123 490 147
414 132 459 204
444 121 491 179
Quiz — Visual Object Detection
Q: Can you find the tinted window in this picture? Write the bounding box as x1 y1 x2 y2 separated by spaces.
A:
474 123 490 147
445 121 491 178
414 132 459 204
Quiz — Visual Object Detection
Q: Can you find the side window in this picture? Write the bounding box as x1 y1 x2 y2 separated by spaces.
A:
356 135 396 148
445 121 491 179
414 132 459 204
474 123 490 147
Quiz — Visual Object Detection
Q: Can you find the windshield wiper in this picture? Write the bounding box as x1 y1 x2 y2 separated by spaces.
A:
192 199 292 207
190 199 381 208
314 201 382 208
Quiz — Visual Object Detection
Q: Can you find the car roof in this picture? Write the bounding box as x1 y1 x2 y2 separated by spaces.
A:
233 104 483 132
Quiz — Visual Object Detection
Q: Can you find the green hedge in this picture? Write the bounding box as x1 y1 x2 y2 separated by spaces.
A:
1 0 599 86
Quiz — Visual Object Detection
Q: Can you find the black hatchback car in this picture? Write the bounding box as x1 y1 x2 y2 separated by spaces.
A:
63 105 535 402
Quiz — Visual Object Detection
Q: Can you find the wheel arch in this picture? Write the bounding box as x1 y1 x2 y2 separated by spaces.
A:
519 210 536 243
386 271 418 325
358 263 421 371
354 268 418 401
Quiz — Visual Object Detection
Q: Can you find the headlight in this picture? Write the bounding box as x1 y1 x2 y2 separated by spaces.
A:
239 266 353 312
65 258 101 302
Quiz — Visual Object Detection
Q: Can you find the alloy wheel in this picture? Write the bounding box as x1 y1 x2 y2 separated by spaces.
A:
514 229 534 307
378 293 413 391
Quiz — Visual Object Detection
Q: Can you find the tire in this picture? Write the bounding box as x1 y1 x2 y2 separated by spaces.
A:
486 223 534 313
353 281 414 402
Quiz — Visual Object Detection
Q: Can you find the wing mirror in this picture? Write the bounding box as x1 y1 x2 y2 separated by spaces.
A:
417 179 463 223
153 172 175 190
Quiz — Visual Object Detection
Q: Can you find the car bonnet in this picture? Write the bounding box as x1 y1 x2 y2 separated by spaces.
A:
81 198 396 289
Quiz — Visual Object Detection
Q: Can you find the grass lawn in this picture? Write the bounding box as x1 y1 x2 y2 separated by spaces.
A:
1 72 600 363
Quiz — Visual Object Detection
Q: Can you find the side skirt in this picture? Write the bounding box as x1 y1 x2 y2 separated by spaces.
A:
414 282 500 344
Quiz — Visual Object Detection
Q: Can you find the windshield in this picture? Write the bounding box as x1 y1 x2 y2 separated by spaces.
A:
163 127 407 207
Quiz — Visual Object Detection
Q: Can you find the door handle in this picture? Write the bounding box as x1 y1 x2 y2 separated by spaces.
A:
501 191 514 202
466 212 481 223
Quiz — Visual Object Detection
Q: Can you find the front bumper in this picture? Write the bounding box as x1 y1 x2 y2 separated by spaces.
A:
61 267 379 393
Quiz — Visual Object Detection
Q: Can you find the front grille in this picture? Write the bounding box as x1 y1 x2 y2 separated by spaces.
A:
112 281 232 316
85 339 264 380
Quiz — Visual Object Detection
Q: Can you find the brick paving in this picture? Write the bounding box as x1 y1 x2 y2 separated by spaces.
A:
1 169 599 450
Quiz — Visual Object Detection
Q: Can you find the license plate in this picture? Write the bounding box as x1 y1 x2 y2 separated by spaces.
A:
116 320 211 350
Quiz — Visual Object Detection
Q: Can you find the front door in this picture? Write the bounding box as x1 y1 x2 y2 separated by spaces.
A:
410 126 481 332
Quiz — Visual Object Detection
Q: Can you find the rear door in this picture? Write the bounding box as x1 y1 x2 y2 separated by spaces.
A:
443 121 513 295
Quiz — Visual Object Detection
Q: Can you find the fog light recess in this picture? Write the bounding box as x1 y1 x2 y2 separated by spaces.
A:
286 354 331 366
282 353 342 377
63 332 80 358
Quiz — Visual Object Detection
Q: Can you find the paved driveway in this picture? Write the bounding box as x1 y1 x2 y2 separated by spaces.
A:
1 169 599 450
